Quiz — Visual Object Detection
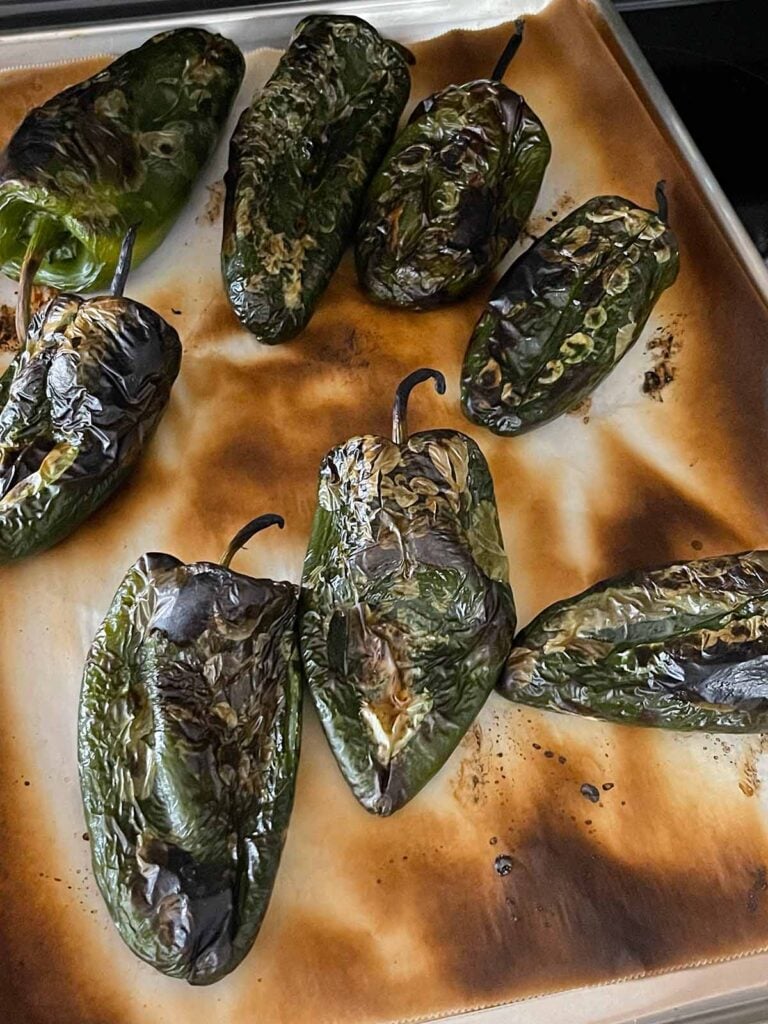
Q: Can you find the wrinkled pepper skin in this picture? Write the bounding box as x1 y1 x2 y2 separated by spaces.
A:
0 286 180 563
502 551 768 731
461 191 679 435
0 28 244 290
355 27 551 308
300 370 516 815
78 524 302 984
222 15 412 343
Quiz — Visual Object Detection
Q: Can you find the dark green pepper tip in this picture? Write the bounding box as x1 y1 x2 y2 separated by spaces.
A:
220 513 285 568
392 367 446 443
15 214 59 343
109 223 139 297
655 179 669 222
490 18 525 82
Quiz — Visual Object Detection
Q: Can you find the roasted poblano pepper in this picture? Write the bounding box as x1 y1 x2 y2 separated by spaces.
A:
222 15 412 343
355 21 551 309
502 551 768 731
0 28 244 291
300 369 516 815
78 516 302 985
461 184 680 435
0 228 180 563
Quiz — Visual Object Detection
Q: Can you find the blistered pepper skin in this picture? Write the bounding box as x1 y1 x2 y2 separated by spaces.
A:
502 551 768 731
78 538 302 984
0 28 244 290
461 192 679 435
299 371 516 815
0 291 180 563
222 15 412 343
355 80 550 309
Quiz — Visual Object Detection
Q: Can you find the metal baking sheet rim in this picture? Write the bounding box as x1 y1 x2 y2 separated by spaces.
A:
2 3 768 1024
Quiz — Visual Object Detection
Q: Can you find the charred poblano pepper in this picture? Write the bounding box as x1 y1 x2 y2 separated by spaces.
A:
355 21 551 309
502 551 768 731
0 28 244 291
300 369 516 815
78 516 302 985
222 15 412 343
461 183 680 435
0 227 180 563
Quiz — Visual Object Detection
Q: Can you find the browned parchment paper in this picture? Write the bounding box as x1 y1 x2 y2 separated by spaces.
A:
2 3 768 1022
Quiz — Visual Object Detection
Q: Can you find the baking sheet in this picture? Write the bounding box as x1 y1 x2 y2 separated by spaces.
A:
3 2 768 1023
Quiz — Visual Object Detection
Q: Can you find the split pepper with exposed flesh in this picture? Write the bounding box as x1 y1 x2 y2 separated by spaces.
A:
300 369 516 815
0 28 244 291
79 516 302 984
461 183 680 435
355 20 551 309
222 15 413 343
502 551 768 731
0 227 180 563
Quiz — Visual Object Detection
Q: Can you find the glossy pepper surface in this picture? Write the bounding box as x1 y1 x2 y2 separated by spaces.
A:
502 551 768 731
461 184 679 435
78 516 302 985
300 369 516 815
0 228 180 564
222 15 412 343
355 21 551 309
0 28 244 291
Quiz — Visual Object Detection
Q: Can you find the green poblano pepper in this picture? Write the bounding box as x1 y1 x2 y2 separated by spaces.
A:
461 184 680 435
300 369 516 815
355 21 551 309
0 228 181 563
502 551 768 731
79 516 302 985
0 28 244 291
222 15 413 343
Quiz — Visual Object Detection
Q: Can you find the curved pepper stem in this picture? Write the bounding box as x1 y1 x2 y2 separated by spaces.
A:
392 368 446 444
109 224 139 298
490 18 524 82
15 215 58 344
220 514 285 569
655 180 669 223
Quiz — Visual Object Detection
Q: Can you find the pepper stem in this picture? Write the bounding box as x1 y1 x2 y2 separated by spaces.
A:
109 224 139 298
655 180 669 222
392 368 446 445
16 215 58 345
220 514 284 569
490 18 525 82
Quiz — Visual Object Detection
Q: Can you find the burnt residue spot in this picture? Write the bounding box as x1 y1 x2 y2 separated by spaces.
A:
544 750 554 759
643 323 683 402
568 396 592 424
171 307 182 316
532 743 541 750
580 783 600 803
602 782 614 792
82 833 89 842
494 855 515 877
558 756 567 765
196 179 225 226
489 836 498 846
747 868 768 913
0 304 16 352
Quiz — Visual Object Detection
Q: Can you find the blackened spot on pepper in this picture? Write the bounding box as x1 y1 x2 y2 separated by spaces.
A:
494 855 515 877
